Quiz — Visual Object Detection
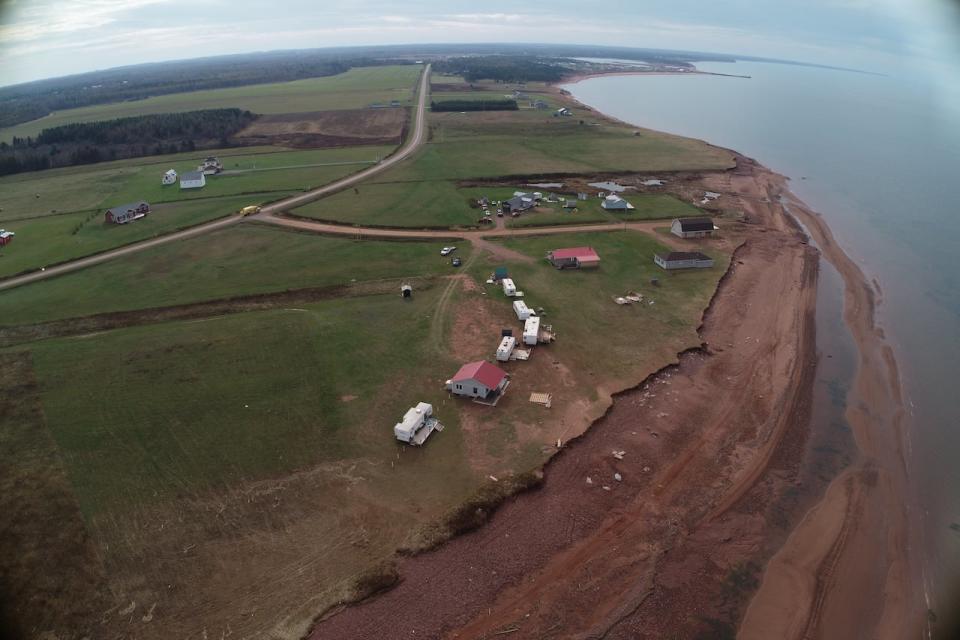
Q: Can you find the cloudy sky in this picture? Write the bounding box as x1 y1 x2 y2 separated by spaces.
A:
0 0 958 87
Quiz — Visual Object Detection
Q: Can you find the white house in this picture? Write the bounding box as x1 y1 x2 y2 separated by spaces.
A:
670 217 718 238
180 171 206 189
523 316 541 346
162 169 177 185
446 361 510 400
600 194 634 211
654 251 714 270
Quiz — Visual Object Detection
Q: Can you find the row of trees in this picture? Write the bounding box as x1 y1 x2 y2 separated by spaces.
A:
430 99 519 112
0 109 254 176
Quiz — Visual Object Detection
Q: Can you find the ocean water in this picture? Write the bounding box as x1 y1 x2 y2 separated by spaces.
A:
564 59 960 615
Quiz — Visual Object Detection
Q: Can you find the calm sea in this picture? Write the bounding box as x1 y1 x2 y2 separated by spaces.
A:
565 59 960 614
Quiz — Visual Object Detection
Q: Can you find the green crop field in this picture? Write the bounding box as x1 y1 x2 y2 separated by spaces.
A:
0 225 469 325
0 65 424 142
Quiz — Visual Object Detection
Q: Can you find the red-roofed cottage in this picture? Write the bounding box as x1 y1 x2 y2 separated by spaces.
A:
546 246 601 269
446 361 509 400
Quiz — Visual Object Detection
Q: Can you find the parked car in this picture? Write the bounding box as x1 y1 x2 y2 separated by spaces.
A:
497 210 504 217
451 257 462 267
440 246 457 256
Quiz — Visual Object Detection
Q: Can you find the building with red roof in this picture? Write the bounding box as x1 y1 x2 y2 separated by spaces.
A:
546 246 601 269
446 361 510 401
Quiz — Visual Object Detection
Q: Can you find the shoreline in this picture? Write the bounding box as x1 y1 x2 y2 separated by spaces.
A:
306 82 922 638
561 69 751 86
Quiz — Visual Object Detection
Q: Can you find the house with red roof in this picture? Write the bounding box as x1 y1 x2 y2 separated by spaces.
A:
546 246 601 269
446 361 510 402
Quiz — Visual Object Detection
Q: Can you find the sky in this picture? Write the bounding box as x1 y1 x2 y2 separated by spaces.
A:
0 0 958 87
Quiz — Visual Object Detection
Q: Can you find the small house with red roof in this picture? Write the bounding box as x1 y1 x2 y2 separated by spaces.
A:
546 246 601 270
446 361 510 401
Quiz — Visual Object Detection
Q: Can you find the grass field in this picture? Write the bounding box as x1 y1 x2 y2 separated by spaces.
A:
470 230 728 383
0 194 294 278
0 65 423 142
0 145 394 222
0 225 469 325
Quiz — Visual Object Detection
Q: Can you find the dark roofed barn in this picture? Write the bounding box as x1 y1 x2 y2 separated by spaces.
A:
671 217 717 239
104 201 150 225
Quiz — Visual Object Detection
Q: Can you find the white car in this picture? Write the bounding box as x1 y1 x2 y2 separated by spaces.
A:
440 246 457 256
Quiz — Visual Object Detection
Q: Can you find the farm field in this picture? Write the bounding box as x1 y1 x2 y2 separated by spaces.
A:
0 225 469 325
0 194 290 278
0 65 424 142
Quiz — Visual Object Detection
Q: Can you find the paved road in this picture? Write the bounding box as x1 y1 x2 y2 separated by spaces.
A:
0 65 433 292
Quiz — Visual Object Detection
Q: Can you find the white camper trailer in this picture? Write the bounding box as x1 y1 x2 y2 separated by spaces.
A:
393 402 441 446
162 169 177 185
501 278 517 297
512 300 534 320
523 315 541 346
496 336 517 361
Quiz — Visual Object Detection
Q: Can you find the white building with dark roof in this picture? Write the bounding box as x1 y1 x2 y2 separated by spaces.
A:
180 171 206 189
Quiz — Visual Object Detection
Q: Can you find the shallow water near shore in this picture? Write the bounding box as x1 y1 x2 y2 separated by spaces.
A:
565 60 960 624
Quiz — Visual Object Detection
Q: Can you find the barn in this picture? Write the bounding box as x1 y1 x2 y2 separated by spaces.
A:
180 171 206 189
546 246 601 269
654 251 714 270
104 201 150 225
671 217 717 238
446 361 509 401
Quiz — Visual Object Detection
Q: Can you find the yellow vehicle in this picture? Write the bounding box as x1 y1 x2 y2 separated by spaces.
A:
239 205 261 216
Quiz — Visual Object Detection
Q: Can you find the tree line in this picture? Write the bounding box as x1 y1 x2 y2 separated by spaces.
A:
0 109 257 176
433 56 569 83
430 99 519 112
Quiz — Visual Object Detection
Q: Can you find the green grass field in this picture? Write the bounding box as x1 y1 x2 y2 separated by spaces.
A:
0 195 294 278
0 225 469 325
1 65 423 142
26 289 473 516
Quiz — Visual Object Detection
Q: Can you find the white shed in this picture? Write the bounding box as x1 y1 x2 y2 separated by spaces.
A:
523 316 541 346
180 171 206 189
162 169 177 185
496 336 516 361
501 278 517 297
513 300 534 320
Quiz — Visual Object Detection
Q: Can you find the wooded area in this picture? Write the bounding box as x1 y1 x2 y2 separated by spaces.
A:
430 99 519 112
0 109 257 176
433 56 569 82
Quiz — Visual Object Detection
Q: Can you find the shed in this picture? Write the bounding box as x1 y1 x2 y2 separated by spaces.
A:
600 194 634 210
496 336 516 362
401 283 413 298
180 171 206 189
0 230 14 246
546 246 601 270
162 169 177 185
104 201 150 225
523 316 541 346
654 251 714 270
671 217 718 238
446 361 509 400
501 278 517 296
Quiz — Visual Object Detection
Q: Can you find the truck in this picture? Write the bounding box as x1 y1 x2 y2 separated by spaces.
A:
496 336 516 361
239 205 261 216
393 402 442 446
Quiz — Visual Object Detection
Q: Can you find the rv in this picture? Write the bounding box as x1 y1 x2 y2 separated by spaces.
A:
523 316 541 346
513 300 535 320
496 336 516 362
393 402 441 445
501 278 517 296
